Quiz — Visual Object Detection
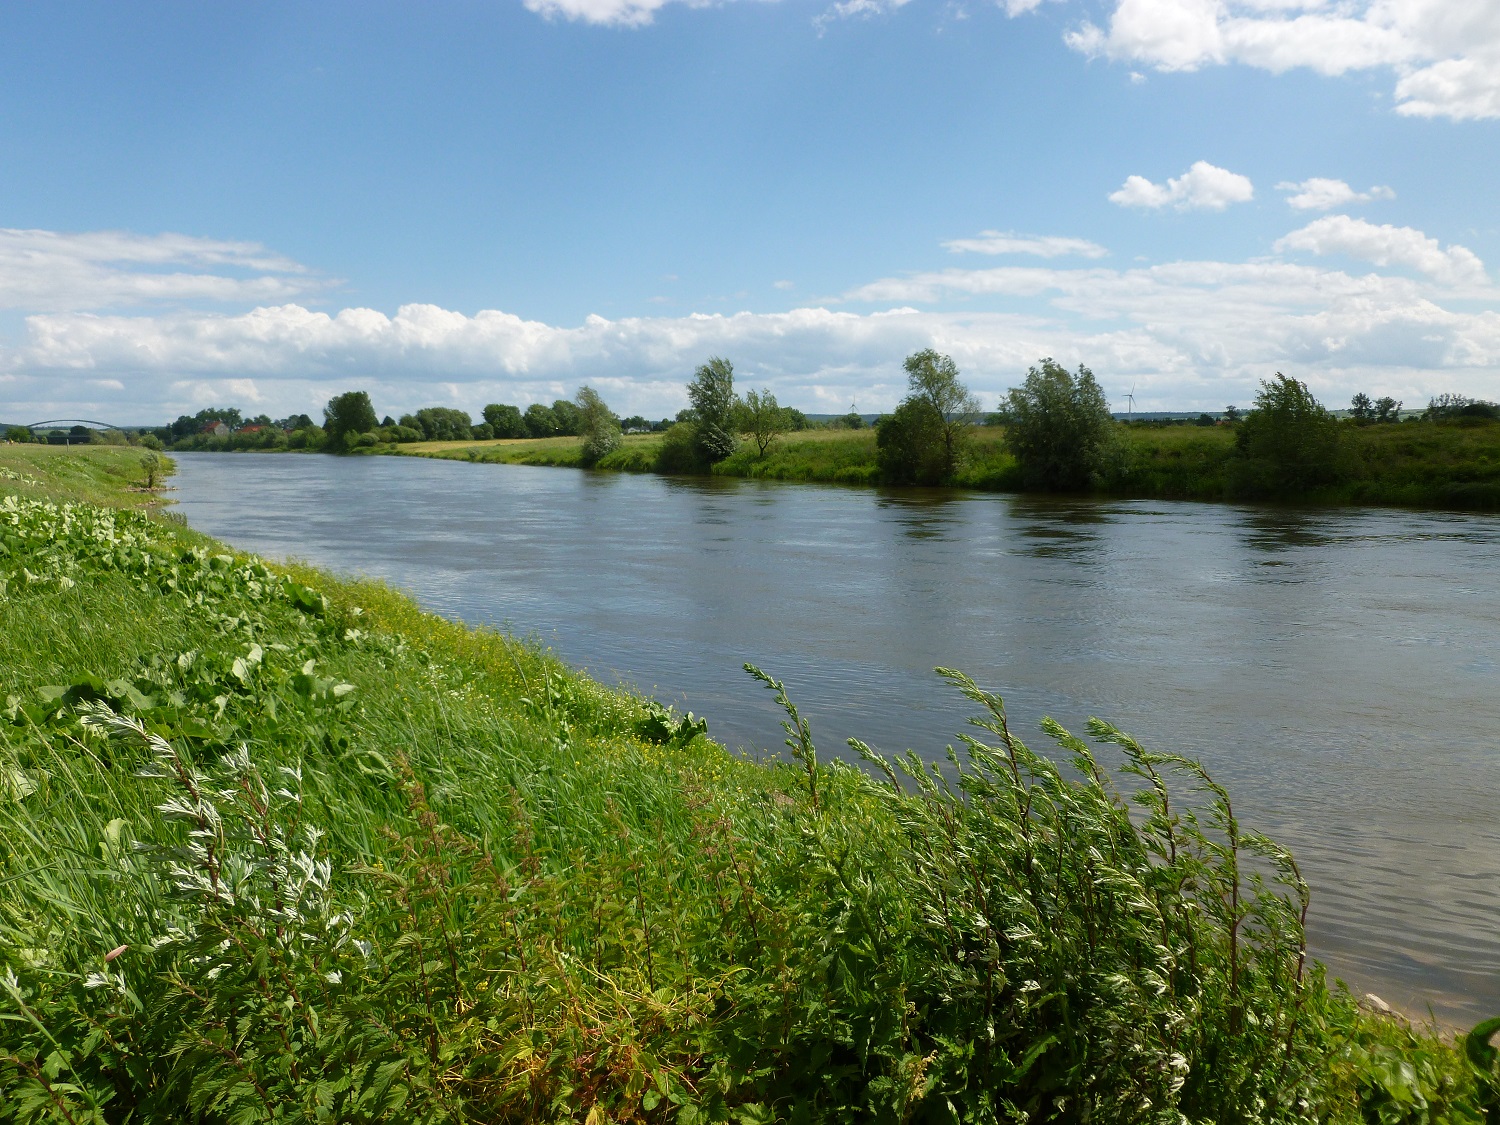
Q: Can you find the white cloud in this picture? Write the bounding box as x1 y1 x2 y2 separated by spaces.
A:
3 224 1497 421
1274 215 1487 286
1276 178 1396 211
522 0 683 28
773 279 796 289
942 231 1109 258
0 228 320 312
1108 161 1255 211
1065 0 1500 121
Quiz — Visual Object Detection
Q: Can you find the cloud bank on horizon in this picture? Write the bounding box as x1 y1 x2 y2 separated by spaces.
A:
3 202 1495 423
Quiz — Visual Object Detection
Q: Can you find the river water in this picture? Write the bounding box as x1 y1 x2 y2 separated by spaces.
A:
170 452 1500 1024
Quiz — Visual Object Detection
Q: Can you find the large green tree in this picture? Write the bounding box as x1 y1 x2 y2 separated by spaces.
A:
1002 359 1118 491
902 349 981 478
1233 373 1346 496
687 357 738 463
322 392 378 451
482 403 528 438
412 407 473 442
524 403 559 438
876 350 980 485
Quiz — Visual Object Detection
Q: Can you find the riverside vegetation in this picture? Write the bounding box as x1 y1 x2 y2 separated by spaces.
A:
89 354 1500 511
2 446 1498 1123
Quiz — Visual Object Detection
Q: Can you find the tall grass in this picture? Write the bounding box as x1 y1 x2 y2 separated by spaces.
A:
1 454 1495 1122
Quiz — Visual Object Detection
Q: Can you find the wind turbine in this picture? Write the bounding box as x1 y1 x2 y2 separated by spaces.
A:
1124 383 1136 422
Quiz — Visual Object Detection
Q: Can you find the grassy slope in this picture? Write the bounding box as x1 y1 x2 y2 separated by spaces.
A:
1 447 1489 1123
0 444 173 508
397 421 1500 510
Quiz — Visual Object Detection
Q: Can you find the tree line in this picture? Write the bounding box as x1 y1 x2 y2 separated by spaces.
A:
104 353 1499 503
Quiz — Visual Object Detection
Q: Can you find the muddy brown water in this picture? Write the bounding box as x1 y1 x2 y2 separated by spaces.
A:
171 452 1500 1025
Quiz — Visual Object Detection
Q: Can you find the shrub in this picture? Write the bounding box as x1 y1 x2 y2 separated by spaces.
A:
654 420 702 473
876 399 947 485
1233 373 1348 497
1002 358 1119 490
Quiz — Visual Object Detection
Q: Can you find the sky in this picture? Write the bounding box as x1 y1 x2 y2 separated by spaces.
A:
1 0 1497 423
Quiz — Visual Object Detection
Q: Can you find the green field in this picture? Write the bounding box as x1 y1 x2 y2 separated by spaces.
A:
2 446 1494 1123
397 419 1500 510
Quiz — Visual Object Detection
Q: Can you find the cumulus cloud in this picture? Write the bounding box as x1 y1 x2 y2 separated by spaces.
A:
522 0 684 28
0 228 320 312
942 231 1109 258
1065 0 1500 121
1108 162 1255 211
7 260 1499 420
3 223 1497 421
1276 178 1396 211
1274 215 1488 286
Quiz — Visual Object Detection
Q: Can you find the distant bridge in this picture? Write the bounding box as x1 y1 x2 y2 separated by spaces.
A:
3 419 136 432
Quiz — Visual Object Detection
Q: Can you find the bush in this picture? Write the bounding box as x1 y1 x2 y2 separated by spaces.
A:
1232 374 1348 497
1002 358 1119 491
876 399 947 485
654 421 702 473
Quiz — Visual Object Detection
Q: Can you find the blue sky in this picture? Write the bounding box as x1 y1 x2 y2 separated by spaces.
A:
1 0 1497 421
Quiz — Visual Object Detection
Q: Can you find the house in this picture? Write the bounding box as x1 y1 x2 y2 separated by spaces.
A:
201 421 230 437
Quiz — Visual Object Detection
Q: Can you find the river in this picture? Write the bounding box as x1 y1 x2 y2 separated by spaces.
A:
170 452 1500 1024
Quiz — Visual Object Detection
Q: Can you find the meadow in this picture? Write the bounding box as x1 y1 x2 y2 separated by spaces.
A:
1 446 1496 1123
396 419 1500 510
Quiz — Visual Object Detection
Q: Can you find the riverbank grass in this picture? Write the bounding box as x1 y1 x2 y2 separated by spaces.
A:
398 419 1500 509
1 444 1492 1122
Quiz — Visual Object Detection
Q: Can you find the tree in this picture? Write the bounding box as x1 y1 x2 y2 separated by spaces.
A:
1374 396 1402 423
1225 405 1242 423
1233 373 1345 496
687 356 738 463
483 403 528 438
5 426 32 443
323 391 378 450
736 388 790 457
1350 393 1375 423
138 433 164 451
524 403 559 438
903 349 981 478
576 385 622 466
551 399 583 437
1001 359 1118 491
412 407 473 442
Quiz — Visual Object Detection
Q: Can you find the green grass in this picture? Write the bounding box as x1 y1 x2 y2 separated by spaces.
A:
2 444 1494 1123
396 421 1500 510
0 445 173 509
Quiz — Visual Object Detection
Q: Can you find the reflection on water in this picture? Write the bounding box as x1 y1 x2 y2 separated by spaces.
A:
170 453 1500 1025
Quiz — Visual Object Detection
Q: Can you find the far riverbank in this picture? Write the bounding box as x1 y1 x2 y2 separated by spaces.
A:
387 419 1500 511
